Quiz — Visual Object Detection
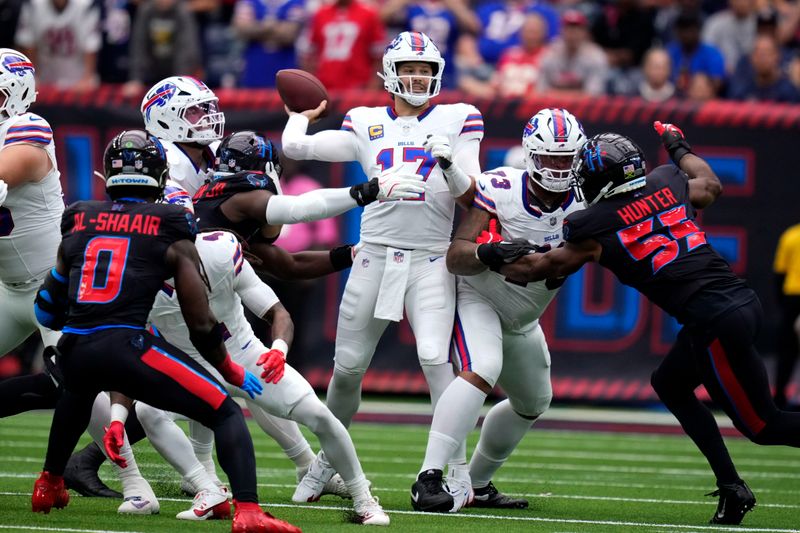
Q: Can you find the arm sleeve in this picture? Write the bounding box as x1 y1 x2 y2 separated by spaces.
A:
281 114 360 162
265 187 357 224
235 256 281 317
453 138 481 177
472 175 497 215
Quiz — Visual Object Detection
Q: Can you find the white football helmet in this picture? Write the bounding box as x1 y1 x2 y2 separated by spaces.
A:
141 76 224 145
0 48 36 124
522 108 586 193
379 31 444 107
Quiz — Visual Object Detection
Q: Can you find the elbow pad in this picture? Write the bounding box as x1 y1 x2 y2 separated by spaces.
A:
34 268 69 330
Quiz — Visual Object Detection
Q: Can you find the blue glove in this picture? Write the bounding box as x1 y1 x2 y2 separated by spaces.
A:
240 369 263 399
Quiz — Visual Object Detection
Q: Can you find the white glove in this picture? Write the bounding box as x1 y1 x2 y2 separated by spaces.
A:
423 134 453 168
0 179 7 206
377 169 425 201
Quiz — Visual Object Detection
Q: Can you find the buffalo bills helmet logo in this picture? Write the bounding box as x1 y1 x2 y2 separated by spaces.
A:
142 82 177 121
523 117 539 138
385 35 403 52
2 54 34 77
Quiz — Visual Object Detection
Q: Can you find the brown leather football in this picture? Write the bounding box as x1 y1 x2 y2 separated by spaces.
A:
276 69 329 116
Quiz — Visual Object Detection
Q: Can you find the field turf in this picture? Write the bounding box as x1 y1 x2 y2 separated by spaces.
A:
0 409 798 532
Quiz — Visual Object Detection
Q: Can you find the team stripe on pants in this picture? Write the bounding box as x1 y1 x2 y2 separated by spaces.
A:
141 345 228 409
451 311 472 371
708 338 766 436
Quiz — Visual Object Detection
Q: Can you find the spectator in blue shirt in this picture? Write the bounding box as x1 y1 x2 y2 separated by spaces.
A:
232 0 305 88
380 0 479 88
475 0 560 64
728 34 800 102
666 10 725 96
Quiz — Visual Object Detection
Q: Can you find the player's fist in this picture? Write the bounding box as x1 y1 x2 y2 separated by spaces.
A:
257 349 286 384
423 134 453 169
377 169 425 201
0 179 7 206
654 121 693 164
476 219 503 244
103 421 127 468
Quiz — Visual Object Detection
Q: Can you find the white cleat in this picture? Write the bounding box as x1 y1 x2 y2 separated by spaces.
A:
446 464 474 513
292 452 335 502
322 473 351 499
176 489 231 520
118 494 160 515
354 496 390 526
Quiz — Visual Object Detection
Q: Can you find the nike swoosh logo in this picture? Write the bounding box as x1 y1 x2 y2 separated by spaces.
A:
411 491 419 503
478 182 486 191
29 116 43 121
130 499 151 509
429 256 443 262
194 506 213 517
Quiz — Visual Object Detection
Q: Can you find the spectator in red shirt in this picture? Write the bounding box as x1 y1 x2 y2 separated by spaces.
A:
306 0 386 90
493 12 548 98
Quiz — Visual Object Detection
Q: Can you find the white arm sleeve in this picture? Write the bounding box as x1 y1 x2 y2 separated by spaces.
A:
265 187 357 224
441 138 482 198
281 114 359 162
235 258 281 318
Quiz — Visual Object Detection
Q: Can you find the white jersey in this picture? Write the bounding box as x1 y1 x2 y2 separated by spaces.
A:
462 167 585 329
148 230 279 364
161 140 219 196
0 113 63 283
343 103 483 252
14 0 101 88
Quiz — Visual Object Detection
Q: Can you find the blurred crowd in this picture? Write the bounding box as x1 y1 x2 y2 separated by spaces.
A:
4 0 800 103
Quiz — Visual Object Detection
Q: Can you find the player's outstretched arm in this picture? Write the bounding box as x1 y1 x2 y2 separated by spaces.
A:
247 240 352 280
654 121 722 209
447 206 494 275
281 104 359 162
500 240 600 283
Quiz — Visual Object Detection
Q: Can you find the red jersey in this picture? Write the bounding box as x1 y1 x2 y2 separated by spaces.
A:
495 46 544 98
309 1 386 90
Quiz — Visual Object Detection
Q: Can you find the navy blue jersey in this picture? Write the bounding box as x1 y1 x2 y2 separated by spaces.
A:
60 200 197 330
193 171 279 242
564 165 752 324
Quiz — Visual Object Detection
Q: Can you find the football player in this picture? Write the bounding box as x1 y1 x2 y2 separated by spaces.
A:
411 109 586 512
31 130 300 533
281 30 483 495
499 124 800 525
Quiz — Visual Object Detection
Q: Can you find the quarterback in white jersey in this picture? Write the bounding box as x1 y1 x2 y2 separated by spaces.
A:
141 76 223 195
139 230 389 524
0 48 63 354
411 109 587 513
282 31 483 489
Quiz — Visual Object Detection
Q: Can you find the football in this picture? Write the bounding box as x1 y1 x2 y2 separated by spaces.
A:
276 69 329 117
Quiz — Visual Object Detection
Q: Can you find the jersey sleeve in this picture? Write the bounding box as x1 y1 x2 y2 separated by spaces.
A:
563 209 594 243
60 203 80 235
472 174 497 215
5 114 54 147
161 205 198 244
458 105 484 142
235 255 281 317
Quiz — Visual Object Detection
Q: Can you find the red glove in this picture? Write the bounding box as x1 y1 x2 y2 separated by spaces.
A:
654 121 693 164
476 219 503 244
103 421 127 468
257 349 286 384
217 354 245 387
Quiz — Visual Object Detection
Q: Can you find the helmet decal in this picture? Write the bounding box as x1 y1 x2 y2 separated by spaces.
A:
2 54 34 76
141 76 224 144
142 82 177 121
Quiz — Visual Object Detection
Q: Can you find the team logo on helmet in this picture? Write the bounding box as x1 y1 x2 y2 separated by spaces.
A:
2 54 34 76
523 117 539 138
385 34 403 52
142 82 177 121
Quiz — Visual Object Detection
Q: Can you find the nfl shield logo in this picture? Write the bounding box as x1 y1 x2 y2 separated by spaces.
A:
362 257 370 268
549 216 558 227
394 251 405 263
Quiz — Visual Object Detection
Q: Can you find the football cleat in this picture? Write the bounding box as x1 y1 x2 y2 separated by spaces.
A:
31 471 69 513
471 482 528 509
446 464 474 512
231 500 301 533
292 452 335 502
176 489 231 520
410 469 453 513
63 443 122 499
118 494 160 515
353 496 390 526
322 473 351 499
708 480 756 525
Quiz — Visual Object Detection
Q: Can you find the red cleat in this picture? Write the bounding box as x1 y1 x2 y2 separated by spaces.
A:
32 471 70 514
231 500 302 533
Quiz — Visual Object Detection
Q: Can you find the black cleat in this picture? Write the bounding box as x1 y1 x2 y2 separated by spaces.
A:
64 443 122 499
708 480 756 525
410 469 454 513
471 482 529 509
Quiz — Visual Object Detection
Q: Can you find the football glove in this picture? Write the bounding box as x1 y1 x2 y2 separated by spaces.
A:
217 355 263 398
476 219 503 244
423 134 453 169
34 269 69 331
257 349 286 384
103 421 127 468
349 171 424 205
476 238 535 271
654 121 693 165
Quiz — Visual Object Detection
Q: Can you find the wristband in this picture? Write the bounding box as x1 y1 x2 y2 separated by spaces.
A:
270 339 289 358
442 164 472 198
110 403 129 424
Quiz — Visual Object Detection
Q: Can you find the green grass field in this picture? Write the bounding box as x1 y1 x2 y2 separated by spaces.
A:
0 409 798 533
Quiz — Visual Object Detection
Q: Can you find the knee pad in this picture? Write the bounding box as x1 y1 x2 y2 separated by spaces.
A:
333 359 368 377
417 339 448 366
509 391 552 419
